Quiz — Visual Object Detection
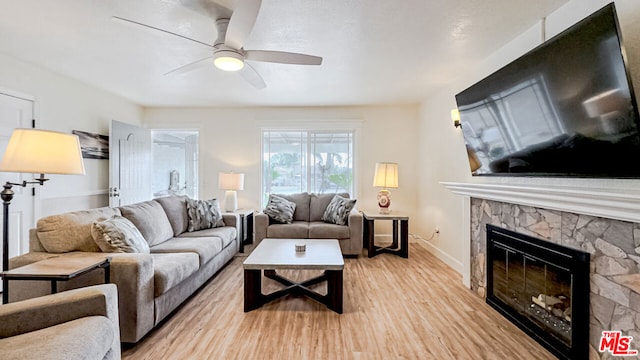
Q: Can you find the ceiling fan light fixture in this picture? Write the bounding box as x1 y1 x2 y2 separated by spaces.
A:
214 50 245 72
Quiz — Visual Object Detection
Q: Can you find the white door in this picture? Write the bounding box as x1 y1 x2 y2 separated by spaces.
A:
0 93 35 272
184 133 198 199
109 120 151 207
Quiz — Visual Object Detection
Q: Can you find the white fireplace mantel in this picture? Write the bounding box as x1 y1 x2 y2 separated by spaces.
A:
441 181 640 224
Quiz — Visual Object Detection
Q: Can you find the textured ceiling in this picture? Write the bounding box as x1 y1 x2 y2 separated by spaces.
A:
0 0 569 107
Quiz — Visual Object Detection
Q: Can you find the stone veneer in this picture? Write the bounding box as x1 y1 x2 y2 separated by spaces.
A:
470 198 640 359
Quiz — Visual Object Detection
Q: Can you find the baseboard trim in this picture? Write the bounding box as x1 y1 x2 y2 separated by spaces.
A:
414 235 464 276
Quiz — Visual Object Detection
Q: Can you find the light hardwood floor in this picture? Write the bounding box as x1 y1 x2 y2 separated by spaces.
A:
122 241 555 359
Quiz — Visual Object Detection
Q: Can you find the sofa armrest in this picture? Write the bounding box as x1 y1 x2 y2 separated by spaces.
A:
222 213 241 249
346 209 363 256
0 284 120 357
8 251 59 269
108 253 155 343
255 212 269 246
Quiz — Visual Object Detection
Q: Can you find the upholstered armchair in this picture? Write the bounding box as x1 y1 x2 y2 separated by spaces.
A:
0 284 120 360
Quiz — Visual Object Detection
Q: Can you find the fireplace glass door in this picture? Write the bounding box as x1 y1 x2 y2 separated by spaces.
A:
491 242 573 347
486 225 589 360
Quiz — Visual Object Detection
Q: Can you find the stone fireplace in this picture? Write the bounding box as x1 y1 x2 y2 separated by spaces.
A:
470 197 640 358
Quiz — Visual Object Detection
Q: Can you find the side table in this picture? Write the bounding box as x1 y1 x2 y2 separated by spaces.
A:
226 209 254 253
1 256 111 304
361 211 409 258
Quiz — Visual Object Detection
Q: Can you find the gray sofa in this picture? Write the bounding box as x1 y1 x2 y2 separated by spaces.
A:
7 195 239 343
255 192 362 256
0 284 120 360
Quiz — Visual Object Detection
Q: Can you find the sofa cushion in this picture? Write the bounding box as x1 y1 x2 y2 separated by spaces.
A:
154 196 189 236
266 221 309 239
151 253 200 296
120 200 174 247
310 193 349 221
186 198 224 232
177 226 236 249
91 215 150 253
36 207 121 253
0 316 113 360
322 195 357 225
277 193 310 221
309 221 351 239
264 194 297 224
150 237 223 266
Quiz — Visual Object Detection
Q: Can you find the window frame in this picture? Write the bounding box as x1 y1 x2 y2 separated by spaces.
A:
260 121 361 207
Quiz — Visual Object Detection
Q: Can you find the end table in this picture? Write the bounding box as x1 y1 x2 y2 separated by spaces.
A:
1 256 111 304
361 211 409 258
226 209 254 253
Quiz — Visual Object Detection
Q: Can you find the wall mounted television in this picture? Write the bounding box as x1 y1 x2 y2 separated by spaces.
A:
455 3 640 178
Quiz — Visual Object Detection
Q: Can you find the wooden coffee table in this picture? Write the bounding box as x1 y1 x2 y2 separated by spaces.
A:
243 238 344 314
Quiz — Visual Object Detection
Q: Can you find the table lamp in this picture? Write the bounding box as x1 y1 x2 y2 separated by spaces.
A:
218 172 244 212
373 162 398 214
0 129 85 272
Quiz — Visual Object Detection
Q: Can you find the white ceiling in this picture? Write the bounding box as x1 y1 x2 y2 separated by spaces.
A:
0 0 569 107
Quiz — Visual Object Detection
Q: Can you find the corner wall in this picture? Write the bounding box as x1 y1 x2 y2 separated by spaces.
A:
0 52 142 218
418 0 640 280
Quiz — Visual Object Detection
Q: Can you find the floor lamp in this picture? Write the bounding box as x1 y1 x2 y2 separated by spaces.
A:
0 129 85 273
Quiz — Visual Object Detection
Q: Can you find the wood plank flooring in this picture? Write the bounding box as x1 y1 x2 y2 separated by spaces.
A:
122 241 555 359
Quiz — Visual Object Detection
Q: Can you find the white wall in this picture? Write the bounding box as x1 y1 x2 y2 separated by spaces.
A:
418 0 640 281
143 105 420 234
0 52 142 218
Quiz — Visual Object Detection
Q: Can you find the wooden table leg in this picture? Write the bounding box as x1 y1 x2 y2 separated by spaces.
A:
326 270 343 314
400 219 409 258
365 218 376 258
244 269 262 312
2 278 8 304
391 219 399 249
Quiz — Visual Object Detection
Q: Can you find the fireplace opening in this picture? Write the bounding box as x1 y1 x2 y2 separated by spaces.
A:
486 225 590 360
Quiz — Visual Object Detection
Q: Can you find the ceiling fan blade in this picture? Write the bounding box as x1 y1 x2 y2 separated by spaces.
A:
245 50 322 65
225 0 262 49
239 63 266 89
112 16 214 50
164 56 212 76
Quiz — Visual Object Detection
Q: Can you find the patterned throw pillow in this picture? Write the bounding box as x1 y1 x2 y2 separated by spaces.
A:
91 215 150 253
264 194 297 224
186 198 225 232
322 195 357 225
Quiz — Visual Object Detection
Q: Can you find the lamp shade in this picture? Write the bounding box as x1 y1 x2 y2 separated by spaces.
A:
0 129 85 175
373 162 398 188
218 172 245 190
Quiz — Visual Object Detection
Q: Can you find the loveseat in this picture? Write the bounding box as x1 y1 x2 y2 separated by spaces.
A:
0 284 120 360
255 192 362 256
7 195 239 343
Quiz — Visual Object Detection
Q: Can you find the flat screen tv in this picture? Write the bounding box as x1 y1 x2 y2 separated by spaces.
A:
455 3 640 178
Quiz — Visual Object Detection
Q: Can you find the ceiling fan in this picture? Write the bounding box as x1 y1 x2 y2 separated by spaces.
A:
113 0 323 89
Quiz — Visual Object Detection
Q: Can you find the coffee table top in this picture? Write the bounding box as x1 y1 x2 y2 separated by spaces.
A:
243 239 344 270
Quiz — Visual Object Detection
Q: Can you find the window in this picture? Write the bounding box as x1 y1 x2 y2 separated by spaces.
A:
262 130 354 204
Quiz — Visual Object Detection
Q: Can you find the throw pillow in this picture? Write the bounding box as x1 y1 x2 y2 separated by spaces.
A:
186 198 225 232
264 194 297 224
91 215 150 253
322 195 357 225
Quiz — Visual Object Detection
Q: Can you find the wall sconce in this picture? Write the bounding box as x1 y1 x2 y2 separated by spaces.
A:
451 109 461 128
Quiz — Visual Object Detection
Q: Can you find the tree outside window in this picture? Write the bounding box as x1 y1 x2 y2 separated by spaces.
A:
262 130 354 205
